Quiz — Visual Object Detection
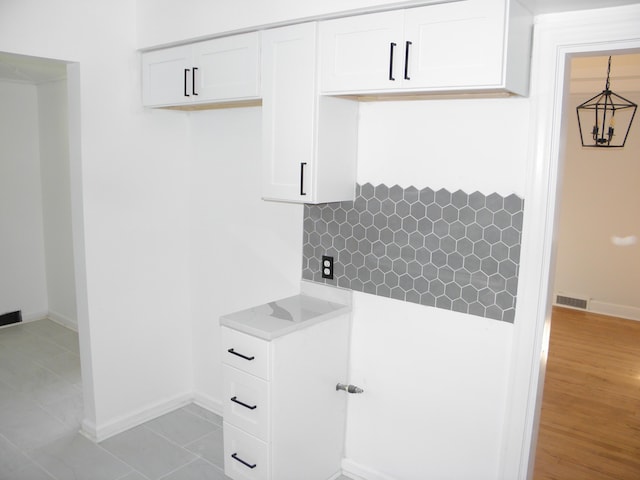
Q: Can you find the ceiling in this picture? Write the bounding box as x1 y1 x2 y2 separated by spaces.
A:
521 0 640 14
1 0 640 84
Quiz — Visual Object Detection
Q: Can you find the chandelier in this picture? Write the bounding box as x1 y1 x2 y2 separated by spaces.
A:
576 56 637 148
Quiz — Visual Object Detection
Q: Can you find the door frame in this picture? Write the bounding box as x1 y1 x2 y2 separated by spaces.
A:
499 5 640 479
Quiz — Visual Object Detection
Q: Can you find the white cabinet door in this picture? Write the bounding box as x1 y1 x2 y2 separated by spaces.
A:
142 33 261 107
403 1 504 90
262 23 358 204
261 23 317 202
142 44 192 106
319 9 404 93
319 0 526 95
193 32 260 102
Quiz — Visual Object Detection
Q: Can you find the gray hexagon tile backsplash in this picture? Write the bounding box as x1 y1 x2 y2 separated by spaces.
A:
302 183 524 323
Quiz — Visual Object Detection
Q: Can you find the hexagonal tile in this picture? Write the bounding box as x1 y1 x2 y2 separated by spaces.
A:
478 288 496 307
406 290 421 304
448 252 464 270
454 269 471 286
360 211 374 228
365 226 379 243
402 216 418 233
440 235 456 254
438 267 454 284
352 224 365 240
333 235 346 251
415 247 430 264
386 243 400 259
430 279 445 297
491 242 509 262
435 188 451 207
374 184 389 200
452 299 468 313
396 200 411 218
381 198 395 216
414 277 429 294
473 240 491 259
358 238 372 255
409 232 424 249
373 212 387 229
385 271 399 288
357 266 371 283
407 261 422 278
426 204 442 221
502 227 520 247
457 237 473 256
379 227 394 244
481 257 498 276
372 240 386 257
512 211 524 231
445 283 461 301
401 245 416 262
377 284 391 297
352 251 364 268
354 196 367 212
361 183 375 199
339 222 353 238
421 292 436 306
390 287 404 301
432 249 447 267
494 209 511 229
399 274 413 291
470 271 488 288
346 208 359 225
488 273 506 291
394 230 409 247
486 193 503 212
434 219 449 238
459 206 475 225
499 259 517 278
368 197 382 215
388 214 402 231
404 186 419 204
389 185 403 203
504 193 522 214
419 187 435 205
410 202 426 219
469 302 485 317
425 233 440 250
461 285 478 303
483 225 501 244
423 263 438 280
466 224 483 242
468 191 485 210
417 217 433 235
436 296 452 309
392 258 408 275
443 205 458 223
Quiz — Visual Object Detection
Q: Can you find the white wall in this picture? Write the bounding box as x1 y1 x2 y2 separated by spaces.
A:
0 80 49 321
188 107 303 409
0 0 193 437
38 79 78 328
554 89 640 319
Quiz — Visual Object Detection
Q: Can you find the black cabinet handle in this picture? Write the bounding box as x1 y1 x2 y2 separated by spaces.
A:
227 348 255 361
404 41 412 80
388 42 396 81
231 396 257 410
300 162 307 196
231 453 257 469
192 67 198 96
184 68 190 97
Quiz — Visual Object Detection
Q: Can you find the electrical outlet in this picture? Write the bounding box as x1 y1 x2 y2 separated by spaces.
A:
321 255 334 279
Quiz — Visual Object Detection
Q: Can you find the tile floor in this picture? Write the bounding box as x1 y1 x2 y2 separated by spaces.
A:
0 319 352 480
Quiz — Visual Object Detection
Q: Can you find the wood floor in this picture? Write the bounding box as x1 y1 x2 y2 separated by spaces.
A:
533 307 640 480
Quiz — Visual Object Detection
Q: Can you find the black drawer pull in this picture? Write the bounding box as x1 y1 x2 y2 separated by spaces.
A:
227 348 255 361
388 42 396 81
184 68 190 97
300 162 307 196
231 396 257 410
404 41 412 80
232 453 257 469
192 67 198 95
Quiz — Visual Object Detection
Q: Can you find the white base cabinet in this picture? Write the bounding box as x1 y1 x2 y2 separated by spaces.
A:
220 295 351 480
319 0 532 96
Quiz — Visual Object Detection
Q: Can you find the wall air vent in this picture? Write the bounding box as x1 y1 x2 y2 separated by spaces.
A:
555 294 589 310
0 310 22 327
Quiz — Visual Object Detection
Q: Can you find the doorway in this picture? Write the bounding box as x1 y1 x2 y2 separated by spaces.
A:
0 51 77 330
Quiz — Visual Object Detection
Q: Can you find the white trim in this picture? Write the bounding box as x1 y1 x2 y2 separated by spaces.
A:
81 391 192 442
341 458 395 480
47 310 78 331
589 301 640 322
192 391 224 418
22 311 49 323
499 4 640 479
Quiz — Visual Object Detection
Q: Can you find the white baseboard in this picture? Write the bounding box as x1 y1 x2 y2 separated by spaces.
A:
82 391 193 443
589 301 640 322
192 391 224 418
47 310 78 331
22 311 49 323
342 458 396 480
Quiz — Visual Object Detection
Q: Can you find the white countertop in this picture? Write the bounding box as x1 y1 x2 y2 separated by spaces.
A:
219 293 351 340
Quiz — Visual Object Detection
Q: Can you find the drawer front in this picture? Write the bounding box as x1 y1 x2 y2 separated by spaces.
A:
223 365 270 441
222 327 270 380
224 422 269 480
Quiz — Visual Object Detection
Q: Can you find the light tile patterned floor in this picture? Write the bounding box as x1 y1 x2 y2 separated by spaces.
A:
0 319 352 480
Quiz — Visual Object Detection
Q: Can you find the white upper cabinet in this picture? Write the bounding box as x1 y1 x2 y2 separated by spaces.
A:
319 0 532 96
142 32 260 107
261 23 358 204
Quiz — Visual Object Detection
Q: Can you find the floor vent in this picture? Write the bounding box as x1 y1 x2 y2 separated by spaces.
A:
0 310 22 327
555 294 589 310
